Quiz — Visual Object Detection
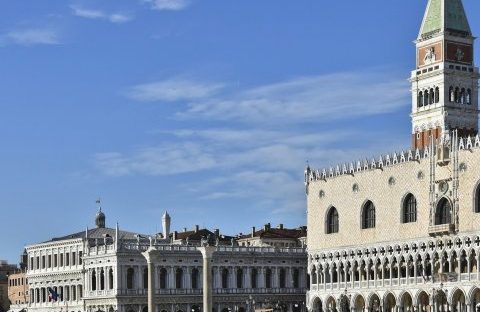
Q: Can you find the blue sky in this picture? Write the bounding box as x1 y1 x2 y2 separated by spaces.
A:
0 0 479 264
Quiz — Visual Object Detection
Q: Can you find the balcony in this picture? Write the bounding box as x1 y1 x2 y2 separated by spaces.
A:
428 224 455 236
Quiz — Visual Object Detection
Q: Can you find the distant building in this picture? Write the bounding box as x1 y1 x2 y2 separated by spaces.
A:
25 207 308 312
237 223 307 248
0 260 18 312
7 269 28 312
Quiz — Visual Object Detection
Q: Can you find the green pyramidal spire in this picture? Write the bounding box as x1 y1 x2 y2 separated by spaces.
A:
419 0 471 39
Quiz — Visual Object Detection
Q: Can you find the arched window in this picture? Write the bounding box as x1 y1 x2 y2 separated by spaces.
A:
100 269 105 290
403 194 417 223
236 268 243 288
449 87 454 102
91 270 97 291
221 268 229 289
175 268 183 289
461 88 466 104
362 201 376 229
475 183 480 213
191 268 199 289
159 268 167 289
126 268 135 290
455 87 460 103
108 268 114 290
435 198 452 225
467 89 472 105
429 88 435 104
435 87 440 103
418 91 424 107
251 268 258 288
143 268 148 289
424 91 429 106
265 268 272 288
326 207 339 234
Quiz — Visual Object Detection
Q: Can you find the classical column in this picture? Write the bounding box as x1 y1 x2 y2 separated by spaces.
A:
143 247 156 312
198 246 216 312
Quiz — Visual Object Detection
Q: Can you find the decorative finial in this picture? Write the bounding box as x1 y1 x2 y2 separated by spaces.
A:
96 198 102 212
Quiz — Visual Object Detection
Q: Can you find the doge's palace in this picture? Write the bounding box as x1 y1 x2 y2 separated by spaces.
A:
305 1 480 312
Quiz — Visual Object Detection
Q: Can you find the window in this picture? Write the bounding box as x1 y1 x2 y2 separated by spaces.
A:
191 268 199 289
475 183 480 213
159 268 167 289
435 87 440 103
109 269 114 290
467 89 472 105
403 194 417 223
126 268 134 289
175 268 183 289
143 268 148 289
326 207 339 234
100 269 105 290
435 198 452 225
72 252 76 266
91 270 97 291
279 268 286 288
418 91 424 107
236 269 243 288
265 268 272 288
449 87 454 102
293 269 299 288
251 269 257 288
362 201 376 229
221 268 229 289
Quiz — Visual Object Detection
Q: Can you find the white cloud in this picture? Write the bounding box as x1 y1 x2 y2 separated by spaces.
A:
179 72 409 123
148 0 192 11
71 6 133 24
127 78 225 102
6 29 60 46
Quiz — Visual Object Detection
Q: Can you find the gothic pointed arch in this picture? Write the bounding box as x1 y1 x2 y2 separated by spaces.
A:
435 197 452 225
402 193 418 223
361 200 376 229
474 181 480 213
325 206 339 234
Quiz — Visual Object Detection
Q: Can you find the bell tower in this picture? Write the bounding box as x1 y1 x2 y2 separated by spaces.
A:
411 0 479 149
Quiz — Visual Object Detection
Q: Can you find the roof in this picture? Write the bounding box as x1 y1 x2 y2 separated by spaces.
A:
419 0 471 39
41 227 145 244
238 226 307 240
171 229 234 243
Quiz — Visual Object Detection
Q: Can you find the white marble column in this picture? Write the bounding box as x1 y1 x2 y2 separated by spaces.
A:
199 246 216 312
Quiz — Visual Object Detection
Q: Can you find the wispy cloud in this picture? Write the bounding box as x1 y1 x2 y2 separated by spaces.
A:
5 29 60 46
71 6 133 24
127 78 225 102
180 72 409 123
147 0 192 11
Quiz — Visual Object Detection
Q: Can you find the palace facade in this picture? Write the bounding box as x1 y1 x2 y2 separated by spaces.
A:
305 1 480 312
24 210 307 312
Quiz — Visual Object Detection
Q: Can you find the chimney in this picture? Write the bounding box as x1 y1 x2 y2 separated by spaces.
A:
264 223 271 231
173 231 178 240
183 227 187 232
251 226 256 238
214 229 220 237
195 225 199 233
278 224 284 230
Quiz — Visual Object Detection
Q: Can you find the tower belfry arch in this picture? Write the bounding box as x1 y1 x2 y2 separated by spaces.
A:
410 0 479 149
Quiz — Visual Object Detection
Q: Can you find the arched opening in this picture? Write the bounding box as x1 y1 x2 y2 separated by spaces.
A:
403 194 417 223
368 294 381 312
400 292 413 312
143 268 148 289
126 268 135 290
418 91 424 107
429 88 435 105
191 268 199 289
100 269 105 290
467 89 472 105
417 291 430 312
435 198 452 225
236 268 243 288
108 268 114 290
312 297 323 312
354 295 365 312
159 268 167 289
175 268 183 289
326 296 337 312
92 270 97 291
251 268 258 288
455 87 460 103
191 305 201 312
221 268 229 289
450 87 455 102
293 268 299 288
461 88 466 104
424 91 429 106
311 266 317 285
279 268 286 288
470 288 480 312
265 268 272 288
339 295 350 312
326 207 339 234
451 289 466 312
142 307 148 312
435 290 447 312
435 87 440 103
362 201 376 229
